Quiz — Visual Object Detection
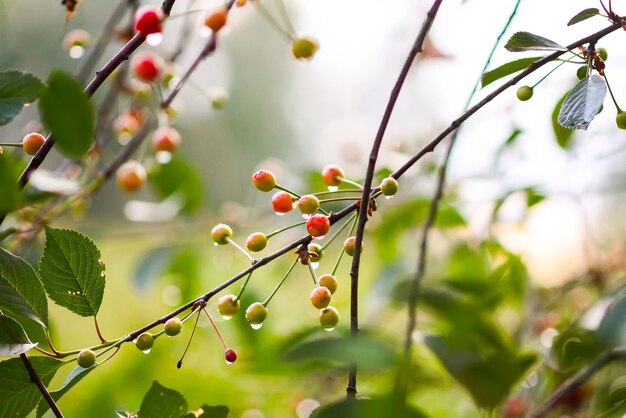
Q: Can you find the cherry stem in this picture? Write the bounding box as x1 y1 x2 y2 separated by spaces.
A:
274 184 301 199
306 259 319 286
0 142 22 147
167 8 209 20
319 197 361 204
150 305 201 339
45 329 61 356
339 178 363 189
226 237 256 263
321 212 358 251
97 345 121 365
234 271 253 303
275 0 297 38
331 214 359 276
603 71 622 112
313 189 363 197
262 257 298 307
531 60 567 89
265 220 306 239
202 308 228 351
33 346 60 358
177 307 202 369
251 0 293 41
94 316 107 343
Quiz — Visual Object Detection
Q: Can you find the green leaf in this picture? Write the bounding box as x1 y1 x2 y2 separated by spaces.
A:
552 327 604 372
425 333 536 409
567 8 600 26
311 396 426 418
149 156 203 212
199 404 230 417
481 57 542 88
0 152 22 213
505 32 566 52
38 227 106 317
38 70 94 158
558 75 607 130
0 70 44 126
0 315 36 356
35 364 96 417
138 381 188 418
597 296 626 348
552 92 574 149
283 334 396 369
0 356 63 418
0 248 48 327
524 187 545 207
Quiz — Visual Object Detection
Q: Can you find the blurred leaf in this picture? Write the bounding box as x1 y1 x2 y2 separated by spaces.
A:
0 70 44 126
505 32 565 52
199 404 230 417
0 152 22 213
481 57 542 88
284 334 396 369
138 381 188 418
567 8 600 26
38 70 94 158
311 396 426 418
0 356 63 417
149 157 203 212
552 92 574 149
0 315 36 356
36 364 96 417
425 333 536 409
0 247 47 327
597 296 626 347
524 187 545 207
38 227 106 317
558 75 606 130
133 246 174 292
552 328 604 372
165 247 202 301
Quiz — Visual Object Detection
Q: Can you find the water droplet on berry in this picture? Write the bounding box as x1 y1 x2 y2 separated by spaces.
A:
156 150 172 164
146 33 163 46
250 323 263 330
275 212 285 216
310 262 319 270
314 235 326 240
323 327 334 332
221 314 232 320
142 349 151 354
69 45 85 59
213 242 219 247
328 186 338 192
384 195 394 200
200 26 212 37
226 358 235 365
302 214 312 220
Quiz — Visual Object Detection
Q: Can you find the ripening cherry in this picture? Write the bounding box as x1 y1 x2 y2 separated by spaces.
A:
272 191 295 214
134 6 163 36
224 348 237 364
22 132 45 155
306 214 330 238
343 236 363 257
211 223 233 245
63 29 91 58
151 126 181 153
310 286 332 309
252 169 276 192
217 294 240 319
245 302 268 329
297 195 320 215
77 349 97 368
132 52 163 83
322 165 345 186
205 9 228 32
308 243 323 262
319 307 339 330
113 112 141 141
246 232 268 252
516 85 533 101
116 160 147 193
292 37 319 61
318 274 338 294
380 177 398 197
135 332 154 351
164 318 183 336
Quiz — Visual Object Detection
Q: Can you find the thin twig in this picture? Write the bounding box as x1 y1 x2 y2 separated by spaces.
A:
346 0 444 398
19 353 64 418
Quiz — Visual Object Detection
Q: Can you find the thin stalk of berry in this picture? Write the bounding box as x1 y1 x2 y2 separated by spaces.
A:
226 237 256 263
319 197 361 204
177 307 203 369
275 0 297 38
321 212 358 251
202 308 229 350
313 189 363 197
339 178 364 189
234 271 253 303
331 214 359 276
150 305 201 339
603 72 622 112
262 257 299 307
266 220 306 239
531 60 568 89
94 317 108 343
274 184 301 199
251 0 293 41
0 142 22 147
306 258 319 286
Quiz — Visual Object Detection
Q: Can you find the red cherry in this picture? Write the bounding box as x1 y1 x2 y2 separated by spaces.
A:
252 169 276 192
225 349 237 364
272 191 294 214
306 214 330 238
134 6 163 36
133 53 163 83
22 132 46 155
152 126 181 153
205 9 228 32
322 165 345 186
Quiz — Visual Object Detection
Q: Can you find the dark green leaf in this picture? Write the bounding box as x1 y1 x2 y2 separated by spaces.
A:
0 152 22 213
311 396 426 418
0 70 44 125
0 248 47 327
425 333 536 409
524 187 545 207
0 315 36 356
558 75 606 130
139 381 188 418
38 227 106 317
481 57 542 88
149 156 203 212
284 334 396 369
597 296 626 348
552 328 604 372
35 364 96 417
0 356 63 417
567 8 600 26
505 32 566 52
552 92 574 149
115 412 133 418
38 70 94 158
199 404 230 417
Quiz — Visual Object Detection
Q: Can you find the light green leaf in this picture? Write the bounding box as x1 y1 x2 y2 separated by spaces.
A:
36 364 96 417
552 92 574 149
0 70 44 126
138 381 188 418
558 75 606 130
567 8 600 26
0 248 47 327
38 70 95 158
149 156 203 212
38 227 105 317
505 32 566 52
0 152 22 213
0 356 64 418
481 57 542 88
0 315 36 356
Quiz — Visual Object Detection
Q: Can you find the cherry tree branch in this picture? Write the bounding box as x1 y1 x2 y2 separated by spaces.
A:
19 353 64 418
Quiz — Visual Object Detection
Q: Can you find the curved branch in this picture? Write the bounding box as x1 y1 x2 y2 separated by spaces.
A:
19 353 64 418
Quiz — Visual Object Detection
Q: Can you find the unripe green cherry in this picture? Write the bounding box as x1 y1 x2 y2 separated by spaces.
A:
217 294 241 319
310 286 332 309
576 66 588 80
318 274 338 294
597 47 608 61
77 349 97 368
245 302 268 328
252 169 276 192
297 194 320 215
516 85 533 101
164 318 183 336
616 111 626 129
292 37 319 61
135 332 154 351
246 232 268 252
380 177 398 197
307 243 323 262
319 307 339 330
343 236 363 257
211 223 233 245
